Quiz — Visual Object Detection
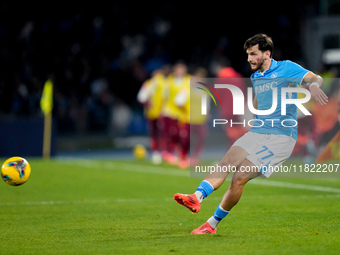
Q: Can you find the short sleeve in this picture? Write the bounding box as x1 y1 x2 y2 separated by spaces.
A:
284 60 310 85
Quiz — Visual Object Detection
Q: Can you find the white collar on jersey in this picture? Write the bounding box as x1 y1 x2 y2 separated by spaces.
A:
258 59 277 76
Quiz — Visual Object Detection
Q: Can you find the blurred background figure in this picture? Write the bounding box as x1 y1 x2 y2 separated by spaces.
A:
294 67 340 163
137 68 167 164
214 57 248 146
315 86 340 163
189 67 209 166
174 72 191 169
161 61 190 165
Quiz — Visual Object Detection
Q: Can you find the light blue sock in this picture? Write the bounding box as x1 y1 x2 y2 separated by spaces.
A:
207 204 230 228
195 180 214 202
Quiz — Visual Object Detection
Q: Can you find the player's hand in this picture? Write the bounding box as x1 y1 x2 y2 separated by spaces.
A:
309 86 328 105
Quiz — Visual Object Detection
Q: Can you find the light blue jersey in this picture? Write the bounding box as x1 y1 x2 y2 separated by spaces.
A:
250 59 310 140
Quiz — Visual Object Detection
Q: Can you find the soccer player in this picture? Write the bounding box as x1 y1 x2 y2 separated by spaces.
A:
176 67 210 168
190 67 210 166
137 68 166 164
215 58 248 146
162 61 191 164
174 74 191 169
174 34 328 234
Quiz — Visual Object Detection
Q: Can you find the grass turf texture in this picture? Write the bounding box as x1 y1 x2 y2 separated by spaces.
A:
0 158 339 255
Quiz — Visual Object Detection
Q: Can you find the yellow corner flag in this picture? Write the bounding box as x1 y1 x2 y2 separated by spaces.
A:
40 79 53 159
40 79 53 115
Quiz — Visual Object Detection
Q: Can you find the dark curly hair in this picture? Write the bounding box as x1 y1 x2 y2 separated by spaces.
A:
244 34 274 57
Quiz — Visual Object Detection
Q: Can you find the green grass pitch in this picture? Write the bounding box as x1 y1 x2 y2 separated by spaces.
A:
0 158 339 254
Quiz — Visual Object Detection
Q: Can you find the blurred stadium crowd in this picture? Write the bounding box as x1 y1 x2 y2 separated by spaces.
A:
0 0 338 145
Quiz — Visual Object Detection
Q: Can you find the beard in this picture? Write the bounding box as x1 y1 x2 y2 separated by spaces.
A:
249 56 265 72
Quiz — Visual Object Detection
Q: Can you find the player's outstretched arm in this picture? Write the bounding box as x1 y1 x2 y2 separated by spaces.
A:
302 72 328 105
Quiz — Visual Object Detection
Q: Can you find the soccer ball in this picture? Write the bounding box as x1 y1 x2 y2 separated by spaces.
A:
1 157 31 186
133 144 147 159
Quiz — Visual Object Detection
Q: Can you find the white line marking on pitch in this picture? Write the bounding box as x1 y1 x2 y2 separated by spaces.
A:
0 198 173 207
60 160 340 194
250 179 340 193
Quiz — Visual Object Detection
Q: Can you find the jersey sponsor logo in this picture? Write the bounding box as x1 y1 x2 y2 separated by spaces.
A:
254 82 278 94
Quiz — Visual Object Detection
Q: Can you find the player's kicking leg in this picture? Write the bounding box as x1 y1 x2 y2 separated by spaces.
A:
191 159 261 234
175 131 296 234
174 145 249 213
